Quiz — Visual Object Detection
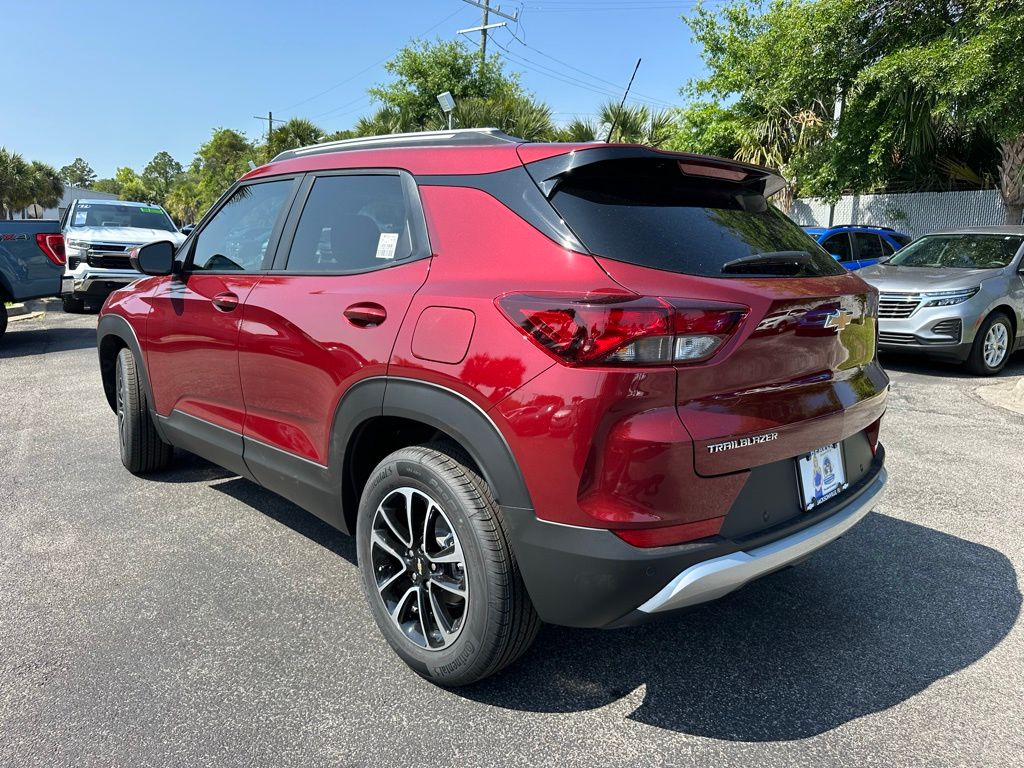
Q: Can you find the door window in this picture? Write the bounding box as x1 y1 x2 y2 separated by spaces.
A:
190 180 293 272
284 175 414 273
822 233 853 262
852 232 885 262
879 236 896 257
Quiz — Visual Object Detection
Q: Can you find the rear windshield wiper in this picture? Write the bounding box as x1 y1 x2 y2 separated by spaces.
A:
721 251 811 274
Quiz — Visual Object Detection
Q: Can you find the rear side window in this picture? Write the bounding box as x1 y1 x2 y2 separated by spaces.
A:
546 159 844 278
879 236 896 257
285 175 414 273
191 180 292 272
853 232 885 262
893 234 912 247
822 233 853 261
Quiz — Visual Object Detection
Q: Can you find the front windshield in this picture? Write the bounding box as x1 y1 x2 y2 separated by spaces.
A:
69 203 177 232
888 234 1023 269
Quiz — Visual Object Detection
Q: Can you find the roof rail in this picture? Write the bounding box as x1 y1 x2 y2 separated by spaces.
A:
271 128 522 162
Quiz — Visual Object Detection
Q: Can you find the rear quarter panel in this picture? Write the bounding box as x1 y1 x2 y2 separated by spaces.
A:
0 221 63 301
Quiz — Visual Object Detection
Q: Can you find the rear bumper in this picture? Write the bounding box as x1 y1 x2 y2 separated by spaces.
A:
636 465 885 615
505 446 886 629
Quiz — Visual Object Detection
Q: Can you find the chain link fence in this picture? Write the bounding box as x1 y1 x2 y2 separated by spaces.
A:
789 189 1013 238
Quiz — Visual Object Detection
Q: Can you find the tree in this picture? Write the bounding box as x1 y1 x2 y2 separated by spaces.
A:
164 174 202 224
369 39 522 128
92 178 121 195
0 148 29 218
59 157 96 188
448 95 555 141
114 166 149 202
27 161 64 212
676 0 1018 206
141 151 183 205
190 128 256 213
598 101 674 147
266 117 324 160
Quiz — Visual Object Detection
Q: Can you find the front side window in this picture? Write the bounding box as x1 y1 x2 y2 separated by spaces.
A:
285 175 413 273
191 181 292 272
852 232 885 261
887 234 1024 269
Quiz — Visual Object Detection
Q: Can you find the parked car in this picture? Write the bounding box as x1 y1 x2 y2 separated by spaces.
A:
858 227 1024 374
803 225 911 270
96 130 889 685
0 220 64 339
60 199 185 312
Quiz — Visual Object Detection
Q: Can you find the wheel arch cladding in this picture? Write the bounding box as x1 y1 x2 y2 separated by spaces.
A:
96 315 146 413
336 378 534 533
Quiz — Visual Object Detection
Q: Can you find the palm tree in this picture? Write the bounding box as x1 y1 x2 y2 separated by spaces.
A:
27 161 64 214
266 118 325 160
597 102 675 147
0 147 29 219
354 106 419 137
445 95 555 141
554 118 598 143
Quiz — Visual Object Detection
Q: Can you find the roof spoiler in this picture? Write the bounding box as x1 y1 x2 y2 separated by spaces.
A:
520 145 787 199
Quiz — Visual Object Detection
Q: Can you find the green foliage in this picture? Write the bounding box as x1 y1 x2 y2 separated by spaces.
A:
113 166 149 202
447 95 555 141
0 148 64 217
599 101 674 147
678 0 1023 200
92 178 121 195
190 128 257 214
59 157 96 188
266 118 324 160
369 39 522 127
554 117 598 143
141 151 184 205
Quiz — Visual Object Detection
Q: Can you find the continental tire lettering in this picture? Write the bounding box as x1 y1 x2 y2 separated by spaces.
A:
430 641 476 677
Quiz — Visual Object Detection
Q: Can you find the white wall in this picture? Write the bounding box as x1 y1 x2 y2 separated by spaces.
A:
789 189 1010 238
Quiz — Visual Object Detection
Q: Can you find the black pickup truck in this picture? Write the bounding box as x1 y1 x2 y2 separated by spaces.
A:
0 220 65 339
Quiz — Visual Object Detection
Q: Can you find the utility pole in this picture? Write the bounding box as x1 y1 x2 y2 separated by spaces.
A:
459 0 518 75
253 111 285 144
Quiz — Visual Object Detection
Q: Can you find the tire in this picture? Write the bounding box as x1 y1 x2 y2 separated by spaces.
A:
356 445 540 686
0 304 7 341
115 347 173 474
62 294 86 314
966 312 1013 375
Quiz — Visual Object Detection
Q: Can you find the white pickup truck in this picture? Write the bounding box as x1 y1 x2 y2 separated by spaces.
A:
60 199 186 312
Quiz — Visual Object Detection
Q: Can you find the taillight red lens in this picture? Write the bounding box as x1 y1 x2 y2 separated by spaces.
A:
35 233 66 266
497 293 746 366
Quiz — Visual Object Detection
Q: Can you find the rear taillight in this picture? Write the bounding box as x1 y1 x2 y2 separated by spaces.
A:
35 233 66 266
497 293 747 366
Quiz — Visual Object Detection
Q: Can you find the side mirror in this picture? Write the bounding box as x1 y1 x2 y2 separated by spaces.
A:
130 240 176 276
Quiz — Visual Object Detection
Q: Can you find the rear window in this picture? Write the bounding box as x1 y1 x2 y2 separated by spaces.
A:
547 159 845 278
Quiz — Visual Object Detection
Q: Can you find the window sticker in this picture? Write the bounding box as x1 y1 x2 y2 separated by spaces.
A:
375 232 399 260
140 206 163 214
73 211 88 226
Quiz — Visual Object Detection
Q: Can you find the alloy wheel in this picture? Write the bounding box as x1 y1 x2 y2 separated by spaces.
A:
369 487 469 650
983 322 1008 369
116 362 128 447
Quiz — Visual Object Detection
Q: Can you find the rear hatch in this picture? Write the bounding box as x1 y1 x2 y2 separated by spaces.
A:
525 148 888 477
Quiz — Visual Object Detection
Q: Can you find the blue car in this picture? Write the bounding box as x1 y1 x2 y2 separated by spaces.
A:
803 225 912 270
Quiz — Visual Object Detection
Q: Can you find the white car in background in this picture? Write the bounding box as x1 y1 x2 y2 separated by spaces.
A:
60 199 186 312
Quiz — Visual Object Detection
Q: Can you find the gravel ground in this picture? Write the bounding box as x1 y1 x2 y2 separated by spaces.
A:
1 304 1022 767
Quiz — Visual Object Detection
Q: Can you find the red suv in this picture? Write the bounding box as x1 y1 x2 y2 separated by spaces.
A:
96 129 888 685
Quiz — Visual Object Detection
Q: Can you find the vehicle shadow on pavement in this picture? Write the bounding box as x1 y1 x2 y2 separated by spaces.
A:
881 351 1024 378
459 512 1021 742
0 326 97 358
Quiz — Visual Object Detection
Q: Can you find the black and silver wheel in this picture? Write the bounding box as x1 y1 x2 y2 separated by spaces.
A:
967 312 1013 375
356 445 539 686
115 347 173 474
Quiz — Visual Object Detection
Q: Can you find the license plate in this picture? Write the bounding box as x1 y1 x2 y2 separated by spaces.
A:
796 443 847 511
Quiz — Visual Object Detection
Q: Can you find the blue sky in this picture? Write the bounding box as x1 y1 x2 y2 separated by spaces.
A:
2 0 710 177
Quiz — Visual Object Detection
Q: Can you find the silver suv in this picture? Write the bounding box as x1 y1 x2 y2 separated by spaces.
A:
60 199 185 312
858 226 1024 374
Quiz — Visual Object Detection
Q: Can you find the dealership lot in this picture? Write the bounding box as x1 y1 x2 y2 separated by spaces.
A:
1 306 1022 767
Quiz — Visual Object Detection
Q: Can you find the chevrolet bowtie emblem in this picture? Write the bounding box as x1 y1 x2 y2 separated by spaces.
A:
823 309 854 331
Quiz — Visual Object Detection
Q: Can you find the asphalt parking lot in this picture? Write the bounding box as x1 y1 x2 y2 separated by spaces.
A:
2 304 1022 767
